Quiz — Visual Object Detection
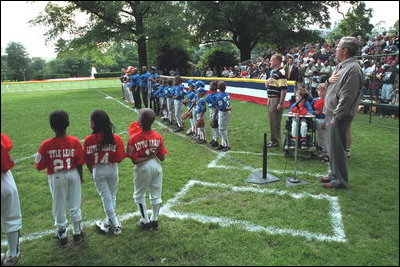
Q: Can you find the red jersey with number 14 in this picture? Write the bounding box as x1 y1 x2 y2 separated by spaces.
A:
83 133 126 165
127 130 167 161
35 135 85 175
1 133 14 173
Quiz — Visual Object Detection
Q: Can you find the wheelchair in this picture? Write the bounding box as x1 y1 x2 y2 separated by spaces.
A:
282 114 317 159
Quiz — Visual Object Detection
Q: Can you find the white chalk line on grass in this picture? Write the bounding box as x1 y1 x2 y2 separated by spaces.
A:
208 150 329 178
2 179 346 246
162 180 346 243
94 92 330 178
3 91 336 245
1 211 139 246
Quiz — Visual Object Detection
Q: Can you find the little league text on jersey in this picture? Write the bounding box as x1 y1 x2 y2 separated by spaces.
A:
133 139 160 151
47 148 76 159
85 144 117 154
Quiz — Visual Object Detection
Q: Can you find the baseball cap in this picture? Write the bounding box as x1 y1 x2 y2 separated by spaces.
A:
196 81 205 88
187 79 194 85
196 88 206 95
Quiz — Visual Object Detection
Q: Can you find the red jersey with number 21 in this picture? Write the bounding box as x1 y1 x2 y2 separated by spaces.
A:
127 130 167 161
35 136 85 175
83 133 126 165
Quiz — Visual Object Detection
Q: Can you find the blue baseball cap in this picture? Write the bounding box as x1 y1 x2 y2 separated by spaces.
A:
196 88 206 95
187 79 194 85
196 81 205 88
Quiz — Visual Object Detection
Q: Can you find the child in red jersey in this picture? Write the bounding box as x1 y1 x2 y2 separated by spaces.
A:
127 108 167 230
312 83 328 161
1 133 22 266
83 110 126 235
35 110 85 247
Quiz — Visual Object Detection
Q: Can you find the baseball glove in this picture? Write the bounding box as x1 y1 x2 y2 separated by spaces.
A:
182 111 193 119
210 118 218 128
196 118 205 127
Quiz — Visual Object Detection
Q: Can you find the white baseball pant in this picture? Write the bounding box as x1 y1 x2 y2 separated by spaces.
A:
93 163 119 222
174 99 183 127
48 168 82 229
218 110 231 147
209 107 219 141
1 170 22 233
133 158 163 206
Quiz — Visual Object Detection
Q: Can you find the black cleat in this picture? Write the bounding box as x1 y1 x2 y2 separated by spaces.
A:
136 220 152 230
150 220 159 230
55 229 68 247
73 230 85 244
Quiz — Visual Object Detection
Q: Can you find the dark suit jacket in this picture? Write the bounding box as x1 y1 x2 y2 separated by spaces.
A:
285 64 299 81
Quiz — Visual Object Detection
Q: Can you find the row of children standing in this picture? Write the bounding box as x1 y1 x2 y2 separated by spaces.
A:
121 66 159 110
152 77 232 152
1 108 167 262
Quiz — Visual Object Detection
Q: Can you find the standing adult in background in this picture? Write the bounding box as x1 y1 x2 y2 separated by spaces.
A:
194 68 201 77
321 36 363 189
285 56 299 91
139 66 151 108
120 68 127 100
206 67 214 77
265 54 288 148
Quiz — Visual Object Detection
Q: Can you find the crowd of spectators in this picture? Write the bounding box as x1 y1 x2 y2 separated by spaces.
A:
199 32 399 105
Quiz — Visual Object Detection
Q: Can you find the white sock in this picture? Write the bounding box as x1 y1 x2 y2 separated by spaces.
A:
137 203 149 223
6 231 19 256
151 204 161 222
73 221 81 234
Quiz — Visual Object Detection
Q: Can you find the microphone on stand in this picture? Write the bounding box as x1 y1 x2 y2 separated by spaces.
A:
295 93 309 108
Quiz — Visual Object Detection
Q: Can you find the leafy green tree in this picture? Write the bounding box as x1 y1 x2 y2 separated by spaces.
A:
31 1 187 69
185 1 355 61
329 2 373 41
4 42 31 81
198 46 238 76
30 57 47 75
389 20 399 34
105 43 139 72
155 45 190 75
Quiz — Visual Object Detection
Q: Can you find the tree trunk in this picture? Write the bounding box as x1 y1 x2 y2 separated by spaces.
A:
136 15 147 69
237 38 252 62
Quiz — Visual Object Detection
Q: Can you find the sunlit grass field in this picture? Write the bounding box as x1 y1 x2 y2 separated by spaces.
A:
1 83 399 266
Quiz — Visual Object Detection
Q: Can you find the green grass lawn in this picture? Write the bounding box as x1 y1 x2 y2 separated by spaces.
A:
1 85 399 265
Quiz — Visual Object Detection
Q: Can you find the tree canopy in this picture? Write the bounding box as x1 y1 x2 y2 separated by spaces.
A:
31 1 187 69
328 2 373 41
184 1 356 61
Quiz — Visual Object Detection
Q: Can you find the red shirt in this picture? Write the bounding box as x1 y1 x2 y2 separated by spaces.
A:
83 133 126 165
35 135 85 175
291 103 308 115
127 130 167 161
1 133 14 173
313 99 324 113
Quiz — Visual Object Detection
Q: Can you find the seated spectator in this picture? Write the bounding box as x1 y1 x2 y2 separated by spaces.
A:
380 61 399 103
206 67 213 77
222 67 230 78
